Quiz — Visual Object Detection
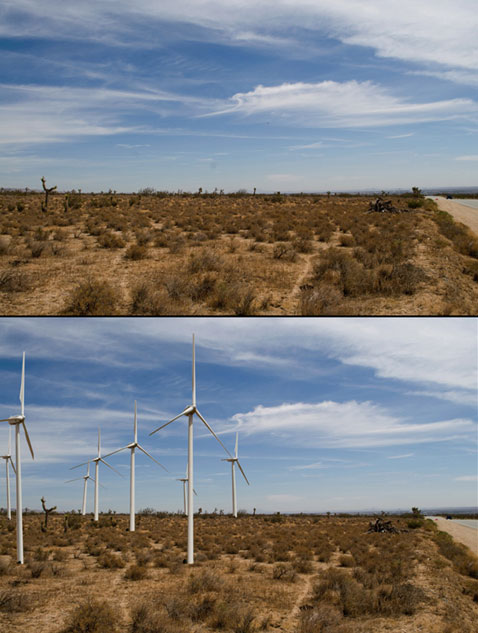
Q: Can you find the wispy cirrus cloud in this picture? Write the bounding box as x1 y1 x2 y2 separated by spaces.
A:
0 84 215 145
206 81 477 128
231 401 475 448
3 2 477 74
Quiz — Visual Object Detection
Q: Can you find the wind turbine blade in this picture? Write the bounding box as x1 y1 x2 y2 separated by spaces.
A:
134 400 137 444
235 432 238 459
9 457 16 474
20 352 25 417
100 458 123 477
195 409 232 457
0 419 13 422
193 488 198 496
236 459 250 485
70 460 90 470
192 333 196 407
149 409 187 435
102 446 127 459
8 426 11 455
65 477 83 483
97 428 101 456
137 444 168 471
99 482 106 489
22 421 34 459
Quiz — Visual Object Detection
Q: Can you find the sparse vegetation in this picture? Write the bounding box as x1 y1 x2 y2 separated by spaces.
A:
0 190 477 314
0 513 477 632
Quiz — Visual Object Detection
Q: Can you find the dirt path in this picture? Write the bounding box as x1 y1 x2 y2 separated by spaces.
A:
429 517 478 554
429 196 478 236
284 572 315 631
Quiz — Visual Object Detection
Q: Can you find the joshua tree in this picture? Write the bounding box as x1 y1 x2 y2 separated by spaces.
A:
41 496 57 531
41 177 57 212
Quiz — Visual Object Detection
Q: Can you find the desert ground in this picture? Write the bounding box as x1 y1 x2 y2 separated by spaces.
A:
1 190 478 316
1 513 477 633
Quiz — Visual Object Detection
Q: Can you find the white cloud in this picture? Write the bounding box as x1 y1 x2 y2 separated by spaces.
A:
231 400 475 448
3 2 477 74
387 453 414 459
208 81 476 128
455 155 478 161
1 318 475 399
387 133 414 139
0 84 214 145
454 475 478 481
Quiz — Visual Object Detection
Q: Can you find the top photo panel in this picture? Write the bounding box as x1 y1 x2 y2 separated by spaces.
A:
1 1 477 315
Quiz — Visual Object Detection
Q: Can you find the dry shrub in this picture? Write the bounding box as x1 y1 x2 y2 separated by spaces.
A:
131 602 185 633
125 244 148 260
211 601 255 632
0 236 11 254
188 249 223 274
0 588 35 613
272 562 297 582
188 568 224 593
130 282 172 315
338 234 354 247
63 278 119 315
298 605 342 633
0 270 29 293
299 285 343 315
97 551 125 569
97 232 125 248
62 597 119 633
124 563 148 581
273 242 297 262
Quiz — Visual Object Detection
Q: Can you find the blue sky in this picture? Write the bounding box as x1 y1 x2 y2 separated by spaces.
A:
0 317 476 514
1 1 478 192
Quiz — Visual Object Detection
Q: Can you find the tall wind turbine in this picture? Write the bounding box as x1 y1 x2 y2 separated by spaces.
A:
222 432 249 518
64 461 96 515
176 464 197 515
103 400 168 532
1 426 16 520
71 428 121 521
150 334 231 564
0 352 34 564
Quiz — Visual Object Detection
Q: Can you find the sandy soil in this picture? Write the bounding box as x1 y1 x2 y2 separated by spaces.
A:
430 517 478 554
430 196 478 236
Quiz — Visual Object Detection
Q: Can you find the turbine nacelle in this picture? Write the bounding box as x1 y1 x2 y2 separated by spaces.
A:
2 415 25 425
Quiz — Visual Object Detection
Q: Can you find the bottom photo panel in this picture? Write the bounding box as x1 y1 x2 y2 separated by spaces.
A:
0 317 477 633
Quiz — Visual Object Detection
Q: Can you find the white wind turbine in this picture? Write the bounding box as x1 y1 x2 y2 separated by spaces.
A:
1 426 16 520
103 400 168 532
64 461 96 515
150 334 231 564
71 428 122 521
0 352 34 564
176 464 197 515
222 432 249 518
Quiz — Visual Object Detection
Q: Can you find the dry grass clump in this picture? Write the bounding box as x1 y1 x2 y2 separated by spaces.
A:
125 243 148 260
124 563 148 581
434 530 478 579
433 210 478 259
0 269 30 293
97 232 125 248
63 278 120 315
62 597 120 633
0 588 35 613
97 551 125 569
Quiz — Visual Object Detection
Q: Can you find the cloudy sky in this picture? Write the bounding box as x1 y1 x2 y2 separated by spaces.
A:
1 1 477 191
0 317 476 514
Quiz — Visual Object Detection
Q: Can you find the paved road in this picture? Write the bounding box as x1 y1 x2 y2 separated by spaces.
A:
428 196 478 235
426 516 478 554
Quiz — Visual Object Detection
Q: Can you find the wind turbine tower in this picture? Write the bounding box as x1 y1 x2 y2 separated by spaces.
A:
222 432 249 517
71 428 121 521
65 461 95 515
150 334 231 564
1 426 16 520
0 352 35 564
103 400 168 531
176 464 197 515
